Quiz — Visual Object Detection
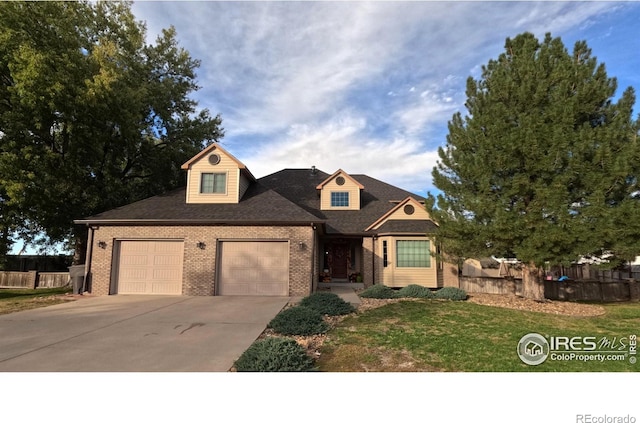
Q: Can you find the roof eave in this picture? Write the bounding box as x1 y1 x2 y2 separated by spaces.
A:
74 219 325 227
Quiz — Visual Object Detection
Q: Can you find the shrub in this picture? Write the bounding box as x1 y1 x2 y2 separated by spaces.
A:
358 284 396 299
434 287 468 301
234 337 315 372
268 305 329 336
395 284 435 299
299 292 355 316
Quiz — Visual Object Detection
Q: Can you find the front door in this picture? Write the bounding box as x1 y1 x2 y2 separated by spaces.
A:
330 242 349 279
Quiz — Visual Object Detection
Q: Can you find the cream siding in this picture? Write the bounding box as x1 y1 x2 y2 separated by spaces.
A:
319 174 361 210
379 236 438 288
370 198 431 230
185 151 240 204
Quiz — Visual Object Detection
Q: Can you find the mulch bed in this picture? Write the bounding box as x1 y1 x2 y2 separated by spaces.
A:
466 292 606 317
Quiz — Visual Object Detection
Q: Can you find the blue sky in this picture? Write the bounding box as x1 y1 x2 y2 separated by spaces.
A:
11 1 640 254
130 0 640 197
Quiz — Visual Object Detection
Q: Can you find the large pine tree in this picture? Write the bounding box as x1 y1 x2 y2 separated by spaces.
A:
429 32 640 300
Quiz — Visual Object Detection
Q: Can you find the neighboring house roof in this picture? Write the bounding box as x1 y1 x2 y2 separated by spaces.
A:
77 166 429 235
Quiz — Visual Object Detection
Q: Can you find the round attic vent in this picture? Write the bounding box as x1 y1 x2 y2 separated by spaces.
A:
404 204 415 215
336 176 345 186
208 154 221 165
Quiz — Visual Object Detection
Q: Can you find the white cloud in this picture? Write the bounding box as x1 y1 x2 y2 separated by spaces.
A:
238 113 440 195
130 1 632 194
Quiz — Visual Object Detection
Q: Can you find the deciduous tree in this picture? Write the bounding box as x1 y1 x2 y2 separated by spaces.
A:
0 1 223 262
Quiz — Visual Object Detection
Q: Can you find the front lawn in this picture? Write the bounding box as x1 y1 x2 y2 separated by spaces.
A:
317 299 640 372
0 287 74 315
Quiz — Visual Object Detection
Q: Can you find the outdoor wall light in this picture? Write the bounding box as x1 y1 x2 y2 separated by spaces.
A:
299 241 305 250
197 241 206 250
97 241 107 249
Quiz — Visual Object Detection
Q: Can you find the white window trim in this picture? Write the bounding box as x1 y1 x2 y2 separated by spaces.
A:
200 172 228 195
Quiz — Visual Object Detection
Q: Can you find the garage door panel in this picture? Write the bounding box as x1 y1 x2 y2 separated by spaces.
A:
151 282 180 294
256 283 286 295
218 241 289 296
117 241 184 295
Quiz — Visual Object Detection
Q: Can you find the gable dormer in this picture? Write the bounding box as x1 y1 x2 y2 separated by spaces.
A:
366 196 433 231
316 169 364 211
181 144 256 204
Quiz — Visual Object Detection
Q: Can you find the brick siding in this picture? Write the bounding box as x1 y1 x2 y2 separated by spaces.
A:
88 225 315 297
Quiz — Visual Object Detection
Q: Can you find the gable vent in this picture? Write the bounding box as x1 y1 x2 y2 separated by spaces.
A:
208 154 221 165
336 176 345 185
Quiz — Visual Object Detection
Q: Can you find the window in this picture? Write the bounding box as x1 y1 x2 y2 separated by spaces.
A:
383 241 388 267
331 192 349 207
396 240 430 267
200 173 226 194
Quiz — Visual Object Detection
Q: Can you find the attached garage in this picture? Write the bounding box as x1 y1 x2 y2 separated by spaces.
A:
114 240 184 295
217 241 289 296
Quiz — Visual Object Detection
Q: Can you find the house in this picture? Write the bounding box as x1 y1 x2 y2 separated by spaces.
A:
74 143 459 296
462 257 522 279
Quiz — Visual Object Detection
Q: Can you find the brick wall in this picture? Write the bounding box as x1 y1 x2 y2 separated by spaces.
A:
88 225 315 297
440 261 460 288
361 236 374 287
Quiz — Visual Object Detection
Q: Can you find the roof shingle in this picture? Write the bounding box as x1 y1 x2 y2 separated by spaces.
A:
78 167 431 235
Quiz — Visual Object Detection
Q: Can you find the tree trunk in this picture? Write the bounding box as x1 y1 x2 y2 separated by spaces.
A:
522 263 545 301
72 225 88 265
0 225 11 270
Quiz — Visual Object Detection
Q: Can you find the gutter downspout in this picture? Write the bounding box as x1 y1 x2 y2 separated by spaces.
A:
83 226 95 294
310 223 317 294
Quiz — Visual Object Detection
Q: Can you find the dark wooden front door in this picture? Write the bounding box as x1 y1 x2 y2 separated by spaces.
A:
330 243 349 278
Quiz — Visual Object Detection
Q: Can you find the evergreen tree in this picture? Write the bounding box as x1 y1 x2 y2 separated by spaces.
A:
0 1 223 260
428 32 640 299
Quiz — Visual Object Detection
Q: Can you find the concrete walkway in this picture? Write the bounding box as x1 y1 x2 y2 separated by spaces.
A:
0 295 289 372
327 286 362 306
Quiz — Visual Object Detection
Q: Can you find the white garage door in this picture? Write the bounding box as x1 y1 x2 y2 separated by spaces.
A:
116 240 184 295
218 241 289 296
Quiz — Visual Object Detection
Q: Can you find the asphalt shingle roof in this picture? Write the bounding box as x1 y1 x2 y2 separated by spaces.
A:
79 167 431 234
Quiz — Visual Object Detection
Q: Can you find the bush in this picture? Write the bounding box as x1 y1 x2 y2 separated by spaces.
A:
268 305 329 336
299 292 355 316
358 284 396 299
234 337 315 372
434 287 468 301
395 284 435 299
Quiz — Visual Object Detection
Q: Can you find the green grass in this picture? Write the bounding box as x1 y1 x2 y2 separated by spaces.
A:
317 300 640 372
0 287 74 315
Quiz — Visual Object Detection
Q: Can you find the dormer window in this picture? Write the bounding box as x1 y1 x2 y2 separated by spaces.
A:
331 192 349 207
200 172 226 194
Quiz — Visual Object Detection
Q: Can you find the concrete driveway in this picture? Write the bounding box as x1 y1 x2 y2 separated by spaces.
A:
0 295 289 372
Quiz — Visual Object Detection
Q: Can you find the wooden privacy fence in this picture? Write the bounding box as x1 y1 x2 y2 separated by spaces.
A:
0 271 70 289
460 276 639 302
544 279 639 302
460 276 523 296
